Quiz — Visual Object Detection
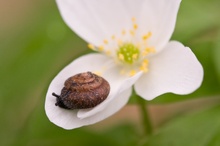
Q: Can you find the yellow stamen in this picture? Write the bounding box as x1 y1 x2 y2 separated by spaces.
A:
132 53 138 60
139 65 148 73
122 30 126 35
130 30 135 36
105 50 111 55
142 32 152 40
132 17 136 22
103 39 108 44
87 18 155 76
139 59 149 73
148 32 152 37
129 70 136 76
93 71 102 76
142 59 149 65
117 39 123 46
111 35 115 40
118 53 124 61
133 24 138 30
88 44 95 50
98 46 104 51
142 51 148 57
145 47 156 53
142 35 148 40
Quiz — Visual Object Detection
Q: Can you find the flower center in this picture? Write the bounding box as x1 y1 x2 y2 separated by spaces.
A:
117 43 140 64
87 17 156 76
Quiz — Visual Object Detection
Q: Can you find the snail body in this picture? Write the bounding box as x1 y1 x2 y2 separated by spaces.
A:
52 72 110 109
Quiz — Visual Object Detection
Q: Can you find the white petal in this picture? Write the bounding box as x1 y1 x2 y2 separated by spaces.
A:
134 41 203 100
46 79 132 129
45 53 142 129
78 87 132 128
77 71 142 119
56 0 149 46
138 0 181 52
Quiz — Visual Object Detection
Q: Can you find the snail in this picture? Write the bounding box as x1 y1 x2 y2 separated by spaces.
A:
52 71 110 109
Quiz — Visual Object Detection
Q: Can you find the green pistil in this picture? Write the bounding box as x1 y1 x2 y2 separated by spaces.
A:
117 43 140 64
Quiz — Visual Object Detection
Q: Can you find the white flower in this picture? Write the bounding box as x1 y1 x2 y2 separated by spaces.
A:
45 0 203 129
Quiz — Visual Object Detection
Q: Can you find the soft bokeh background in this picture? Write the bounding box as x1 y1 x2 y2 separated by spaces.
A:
1 0 220 146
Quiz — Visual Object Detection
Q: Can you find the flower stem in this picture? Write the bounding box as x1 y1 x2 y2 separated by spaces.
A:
136 92 153 136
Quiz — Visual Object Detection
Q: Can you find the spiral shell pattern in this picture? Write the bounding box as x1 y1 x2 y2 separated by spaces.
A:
53 72 110 109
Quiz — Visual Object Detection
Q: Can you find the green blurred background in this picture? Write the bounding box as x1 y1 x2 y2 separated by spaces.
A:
1 0 220 146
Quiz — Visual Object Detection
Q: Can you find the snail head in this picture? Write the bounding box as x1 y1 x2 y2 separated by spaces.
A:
52 92 70 109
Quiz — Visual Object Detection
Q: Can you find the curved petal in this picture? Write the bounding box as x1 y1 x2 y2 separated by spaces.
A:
56 0 151 46
45 53 142 129
46 87 132 130
137 0 181 52
77 71 142 119
79 87 132 128
134 41 203 100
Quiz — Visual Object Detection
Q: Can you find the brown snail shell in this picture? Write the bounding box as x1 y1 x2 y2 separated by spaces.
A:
52 71 110 109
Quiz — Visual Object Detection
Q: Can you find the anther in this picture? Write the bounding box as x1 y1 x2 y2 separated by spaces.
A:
98 46 104 51
132 17 136 22
119 54 124 61
111 35 115 40
122 30 126 35
130 30 135 36
103 39 108 44
133 24 138 30
88 44 95 50
129 70 136 76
